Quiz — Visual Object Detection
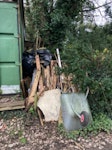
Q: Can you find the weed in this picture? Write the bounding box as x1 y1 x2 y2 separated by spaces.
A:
19 137 27 144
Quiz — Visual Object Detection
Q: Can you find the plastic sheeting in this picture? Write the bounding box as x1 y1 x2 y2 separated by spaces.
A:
22 49 52 78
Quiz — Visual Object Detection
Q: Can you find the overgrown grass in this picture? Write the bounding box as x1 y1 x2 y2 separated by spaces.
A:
58 113 112 140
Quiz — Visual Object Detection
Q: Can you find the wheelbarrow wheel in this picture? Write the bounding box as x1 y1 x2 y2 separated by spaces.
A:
80 111 90 127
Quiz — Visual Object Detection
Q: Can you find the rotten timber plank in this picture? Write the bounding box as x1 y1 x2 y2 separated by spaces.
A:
0 101 25 111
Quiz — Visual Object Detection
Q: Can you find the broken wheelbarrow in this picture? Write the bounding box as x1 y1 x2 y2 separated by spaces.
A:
61 89 92 131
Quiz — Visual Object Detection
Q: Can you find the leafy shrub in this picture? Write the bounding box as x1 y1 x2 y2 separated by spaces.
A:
61 30 112 118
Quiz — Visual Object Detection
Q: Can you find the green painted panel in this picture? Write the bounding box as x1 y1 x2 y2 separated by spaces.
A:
0 63 20 85
0 3 18 34
0 2 22 94
0 37 19 62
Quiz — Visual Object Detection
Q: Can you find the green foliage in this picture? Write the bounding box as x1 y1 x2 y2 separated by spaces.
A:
103 23 112 49
25 0 95 49
19 137 27 144
25 0 112 123
58 113 112 139
29 105 39 116
61 25 112 117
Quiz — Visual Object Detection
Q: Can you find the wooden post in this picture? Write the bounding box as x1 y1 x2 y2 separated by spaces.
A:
58 108 63 125
44 66 50 89
25 55 41 111
38 75 44 92
37 108 44 126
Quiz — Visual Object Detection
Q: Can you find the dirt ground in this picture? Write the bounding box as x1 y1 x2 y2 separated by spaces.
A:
0 110 112 150
0 96 112 150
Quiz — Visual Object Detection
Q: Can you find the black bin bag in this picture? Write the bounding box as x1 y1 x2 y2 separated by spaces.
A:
22 52 35 78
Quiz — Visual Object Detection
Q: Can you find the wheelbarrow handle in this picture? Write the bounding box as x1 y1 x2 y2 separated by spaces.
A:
85 87 89 99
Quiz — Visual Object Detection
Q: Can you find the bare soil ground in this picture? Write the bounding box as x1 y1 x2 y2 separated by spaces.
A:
0 96 112 150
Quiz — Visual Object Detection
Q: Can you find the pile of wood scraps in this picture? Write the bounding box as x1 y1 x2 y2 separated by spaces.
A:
23 52 61 125
0 95 25 111
56 48 78 93
22 48 79 126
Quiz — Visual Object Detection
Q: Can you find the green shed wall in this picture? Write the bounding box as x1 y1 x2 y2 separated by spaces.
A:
0 1 24 94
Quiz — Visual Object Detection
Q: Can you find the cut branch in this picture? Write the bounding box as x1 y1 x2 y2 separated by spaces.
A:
82 1 112 12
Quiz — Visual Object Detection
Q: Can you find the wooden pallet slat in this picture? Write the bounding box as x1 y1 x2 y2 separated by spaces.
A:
0 101 25 111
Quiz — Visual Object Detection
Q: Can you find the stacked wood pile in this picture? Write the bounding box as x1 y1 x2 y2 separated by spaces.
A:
24 54 59 111
21 48 78 126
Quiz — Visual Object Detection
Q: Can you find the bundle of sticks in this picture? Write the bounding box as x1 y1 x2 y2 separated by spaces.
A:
23 48 78 112
24 54 59 111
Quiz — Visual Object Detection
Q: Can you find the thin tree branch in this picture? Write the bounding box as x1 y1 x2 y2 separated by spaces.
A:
83 1 112 12
94 0 104 18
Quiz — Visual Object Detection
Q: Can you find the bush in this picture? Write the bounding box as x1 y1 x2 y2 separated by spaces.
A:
61 38 112 118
